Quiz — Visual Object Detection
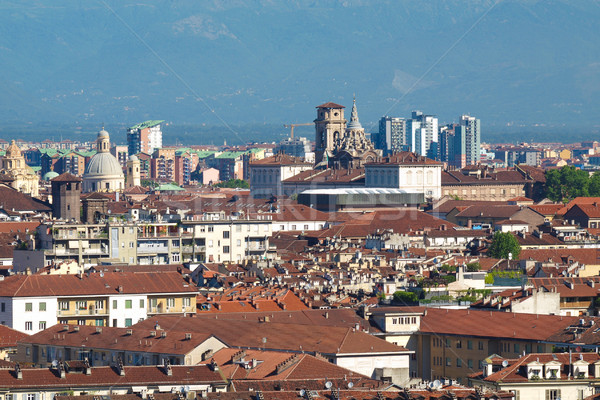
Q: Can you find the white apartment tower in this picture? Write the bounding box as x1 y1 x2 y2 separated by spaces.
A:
407 111 438 157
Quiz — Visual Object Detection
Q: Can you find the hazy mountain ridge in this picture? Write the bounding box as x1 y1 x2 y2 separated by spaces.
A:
1 0 599 138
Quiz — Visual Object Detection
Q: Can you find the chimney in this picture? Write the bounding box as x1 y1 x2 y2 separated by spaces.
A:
84 358 92 375
15 363 22 380
163 359 172 376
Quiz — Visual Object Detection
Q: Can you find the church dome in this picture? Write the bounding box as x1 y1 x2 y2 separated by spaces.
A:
84 152 124 177
129 154 139 162
5 140 21 158
98 129 109 138
43 171 59 181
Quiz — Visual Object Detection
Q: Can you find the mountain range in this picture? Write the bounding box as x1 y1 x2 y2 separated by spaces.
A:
1 0 599 143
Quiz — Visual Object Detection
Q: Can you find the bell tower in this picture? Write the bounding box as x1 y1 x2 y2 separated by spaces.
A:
126 155 141 189
314 102 346 164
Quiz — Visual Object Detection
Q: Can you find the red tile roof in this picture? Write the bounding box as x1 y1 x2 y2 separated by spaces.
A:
0 271 196 297
316 102 345 108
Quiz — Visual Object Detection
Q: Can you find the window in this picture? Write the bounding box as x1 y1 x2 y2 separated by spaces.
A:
514 343 520 353
456 358 462 367
140 299 145 308
208 240 213 248
125 300 132 309
125 318 132 327
25 321 32 331
1 302 4 312
545 389 561 400
25 302 32 312
113 300 117 309
167 298 175 308
456 340 462 349
223 231 230 239
478 341 484 350
236 225 242 232
223 246 230 253
446 357 451 366
76 301 87 310
467 340 473 350
468 359 473 369
445 338 451 348
39 321 46 330
95 300 103 310
237 239 241 247
208 226 214 232
39 302 46 312
304 224 309 230
78 319 85 325
183 297 191 307
95 319 103 326
25 347 30 356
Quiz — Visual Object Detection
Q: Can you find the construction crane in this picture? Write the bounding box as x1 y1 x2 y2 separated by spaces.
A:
283 123 312 139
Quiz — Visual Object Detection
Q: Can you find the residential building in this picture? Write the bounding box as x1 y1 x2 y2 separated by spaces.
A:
0 271 197 333
460 114 481 165
407 111 438 157
180 218 271 264
0 363 227 398
136 315 413 385
364 151 442 200
18 324 225 367
249 153 312 198
274 136 312 159
127 120 164 156
110 144 129 170
365 307 581 383
471 352 600 400
375 116 407 153
150 148 176 182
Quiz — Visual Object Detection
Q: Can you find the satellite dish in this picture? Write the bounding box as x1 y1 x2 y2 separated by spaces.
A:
347 382 354 389
433 380 441 389
428 382 436 389
299 389 306 397
502 360 509 367
325 381 332 389
51 360 58 367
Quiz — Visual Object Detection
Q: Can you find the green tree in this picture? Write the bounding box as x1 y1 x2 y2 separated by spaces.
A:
589 172 600 197
466 262 481 272
488 231 521 260
214 179 249 189
544 166 590 203
392 291 418 304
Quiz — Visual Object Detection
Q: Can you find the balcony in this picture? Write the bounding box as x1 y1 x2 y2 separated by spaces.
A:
137 246 169 254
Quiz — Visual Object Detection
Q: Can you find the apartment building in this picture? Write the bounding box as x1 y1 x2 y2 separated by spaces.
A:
0 271 197 333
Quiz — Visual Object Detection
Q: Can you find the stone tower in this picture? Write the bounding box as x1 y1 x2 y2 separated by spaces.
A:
126 155 141 189
314 102 346 165
51 173 82 222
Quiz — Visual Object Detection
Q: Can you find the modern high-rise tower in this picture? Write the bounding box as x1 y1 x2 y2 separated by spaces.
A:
375 116 407 153
407 111 438 157
460 114 481 165
127 120 164 156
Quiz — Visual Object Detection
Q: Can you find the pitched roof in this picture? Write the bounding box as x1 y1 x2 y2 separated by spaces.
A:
0 271 196 297
0 324 28 348
0 364 224 389
392 307 578 341
134 316 407 355
51 172 82 182
21 324 218 355
365 151 441 166
316 102 345 109
250 154 311 166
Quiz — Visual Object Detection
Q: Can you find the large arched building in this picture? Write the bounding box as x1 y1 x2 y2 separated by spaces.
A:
82 129 125 193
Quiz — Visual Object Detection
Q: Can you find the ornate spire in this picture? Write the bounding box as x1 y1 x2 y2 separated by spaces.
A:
347 96 363 131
